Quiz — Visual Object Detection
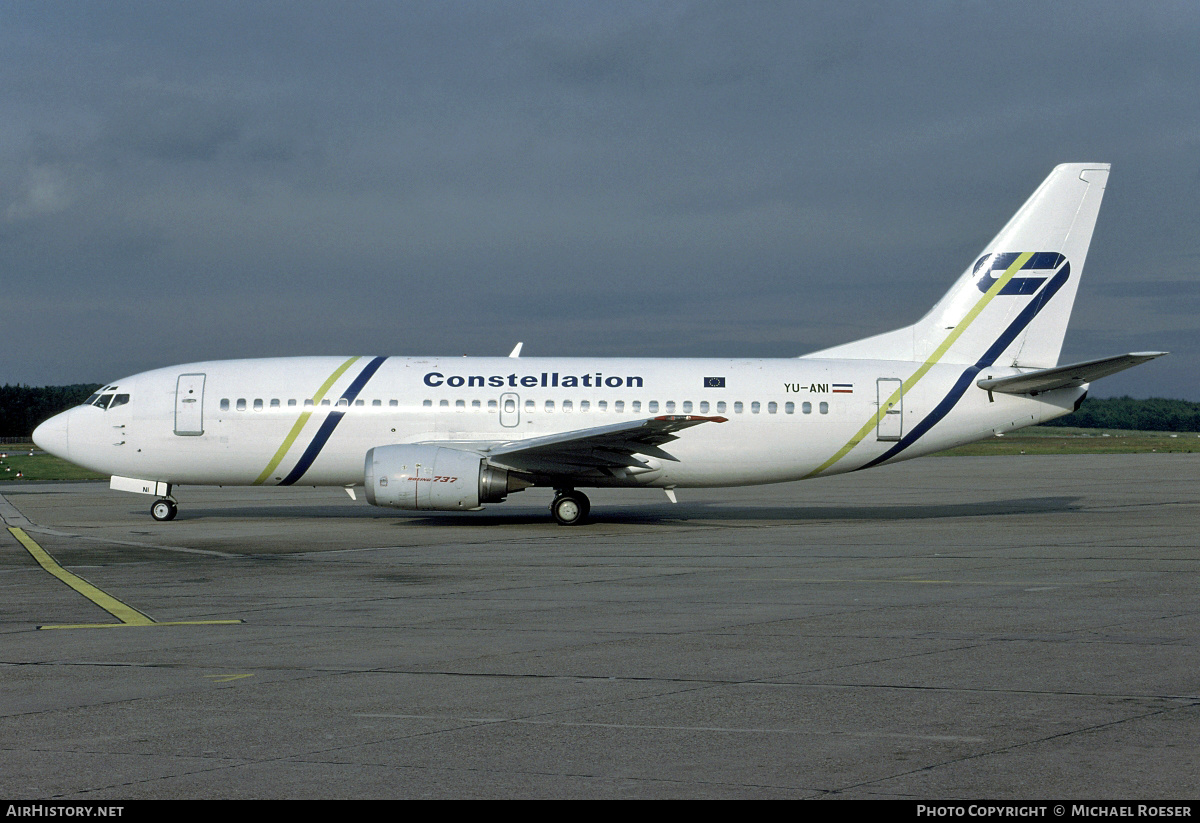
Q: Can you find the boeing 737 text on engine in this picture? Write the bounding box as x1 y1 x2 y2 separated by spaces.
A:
33 164 1165 525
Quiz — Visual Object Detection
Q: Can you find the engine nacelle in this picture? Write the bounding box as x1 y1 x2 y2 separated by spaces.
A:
364 445 524 511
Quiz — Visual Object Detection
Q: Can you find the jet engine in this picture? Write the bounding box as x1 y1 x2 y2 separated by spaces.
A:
364 444 529 511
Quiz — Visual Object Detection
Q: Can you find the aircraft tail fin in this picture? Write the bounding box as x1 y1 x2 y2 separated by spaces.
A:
806 163 1110 368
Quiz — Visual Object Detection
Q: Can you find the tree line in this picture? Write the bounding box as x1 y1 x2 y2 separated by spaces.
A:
1040 396 1200 432
1 384 1198 439
0 384 101 439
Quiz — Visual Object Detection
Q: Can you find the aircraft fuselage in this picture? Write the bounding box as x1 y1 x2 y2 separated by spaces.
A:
42 354 1081 490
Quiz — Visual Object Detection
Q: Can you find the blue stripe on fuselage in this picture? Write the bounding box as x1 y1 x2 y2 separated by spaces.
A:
279 356 389 486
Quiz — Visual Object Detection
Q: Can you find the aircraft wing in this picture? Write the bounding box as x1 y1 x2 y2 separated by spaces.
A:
477 415 727 475
976 352 1167 395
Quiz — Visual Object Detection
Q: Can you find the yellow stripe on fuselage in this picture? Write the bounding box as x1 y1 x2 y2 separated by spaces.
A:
252 356 362 485
805 252 1034 478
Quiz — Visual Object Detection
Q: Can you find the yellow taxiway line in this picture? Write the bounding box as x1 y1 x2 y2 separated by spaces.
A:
7 526 242 630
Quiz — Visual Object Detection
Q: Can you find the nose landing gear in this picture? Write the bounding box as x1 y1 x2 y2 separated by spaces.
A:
150 498 178 521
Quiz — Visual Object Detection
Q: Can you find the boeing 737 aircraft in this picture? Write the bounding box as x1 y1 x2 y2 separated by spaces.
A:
33 164 1164 524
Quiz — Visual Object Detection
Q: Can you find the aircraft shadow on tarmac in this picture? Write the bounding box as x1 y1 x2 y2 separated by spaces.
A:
145 495 1081 526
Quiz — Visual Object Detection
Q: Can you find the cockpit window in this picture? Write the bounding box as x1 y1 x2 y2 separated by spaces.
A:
86 391 130 410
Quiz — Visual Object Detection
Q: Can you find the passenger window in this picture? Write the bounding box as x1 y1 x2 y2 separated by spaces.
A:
563 400 573 412
734 402 743 414
524 399 534 411
336 398 348 407
304 399 313 407
288 399 297 407
751 401 760 414
253 399 263 411
699 401 708 414
648 401 659 413
580 400 589 412
768 401 777 414
236 399 246 411
489 399 499 411
271 399 281 408
504 398 516 413
632 401 641 413
372 399 381 407
545 400 555 411
355 399 365 406
803 402 812 414
455 400 465 411
439 399 449 408
717 401 726 413
220 399 230 411
389 400 398 407
321 399 330 406
423 399 432 408
820 401 829 414
682 401 692 413
472 399 481 410
665 401 675 413
785 402 794 414
598 400 608 412
614 401 625 412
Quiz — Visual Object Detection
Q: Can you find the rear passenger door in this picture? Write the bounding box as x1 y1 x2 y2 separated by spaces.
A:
876 378 902 441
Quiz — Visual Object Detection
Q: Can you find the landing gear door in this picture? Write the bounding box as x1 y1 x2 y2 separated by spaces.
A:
175 373 206 436
876 377 902 441
499 392 520 428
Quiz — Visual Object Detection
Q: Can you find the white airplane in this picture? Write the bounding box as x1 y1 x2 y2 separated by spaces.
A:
33 163 1164 525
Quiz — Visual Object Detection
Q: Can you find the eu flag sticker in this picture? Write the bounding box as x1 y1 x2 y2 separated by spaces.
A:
704 377 726 388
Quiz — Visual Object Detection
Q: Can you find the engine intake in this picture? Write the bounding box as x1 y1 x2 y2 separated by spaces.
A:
364 445 528 511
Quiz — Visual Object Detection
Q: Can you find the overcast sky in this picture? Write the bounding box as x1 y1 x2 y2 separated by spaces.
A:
2 1 1196 398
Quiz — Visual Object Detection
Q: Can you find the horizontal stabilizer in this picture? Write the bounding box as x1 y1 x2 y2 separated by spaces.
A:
976 352 1167 395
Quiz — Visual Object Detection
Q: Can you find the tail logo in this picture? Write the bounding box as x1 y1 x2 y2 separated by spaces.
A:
974 252 1068 295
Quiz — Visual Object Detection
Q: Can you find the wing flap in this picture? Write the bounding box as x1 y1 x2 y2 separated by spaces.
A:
484 415 727 475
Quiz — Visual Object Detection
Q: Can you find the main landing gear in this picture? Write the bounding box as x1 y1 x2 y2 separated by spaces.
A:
150 498 178 522
551 489 590 526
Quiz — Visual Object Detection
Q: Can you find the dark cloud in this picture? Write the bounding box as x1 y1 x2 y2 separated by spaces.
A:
1 1 1197 399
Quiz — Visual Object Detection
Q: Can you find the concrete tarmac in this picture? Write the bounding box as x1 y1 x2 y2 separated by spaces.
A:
1 454 1197 799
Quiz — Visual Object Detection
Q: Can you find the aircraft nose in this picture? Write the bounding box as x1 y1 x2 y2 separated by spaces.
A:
32 411 70 460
